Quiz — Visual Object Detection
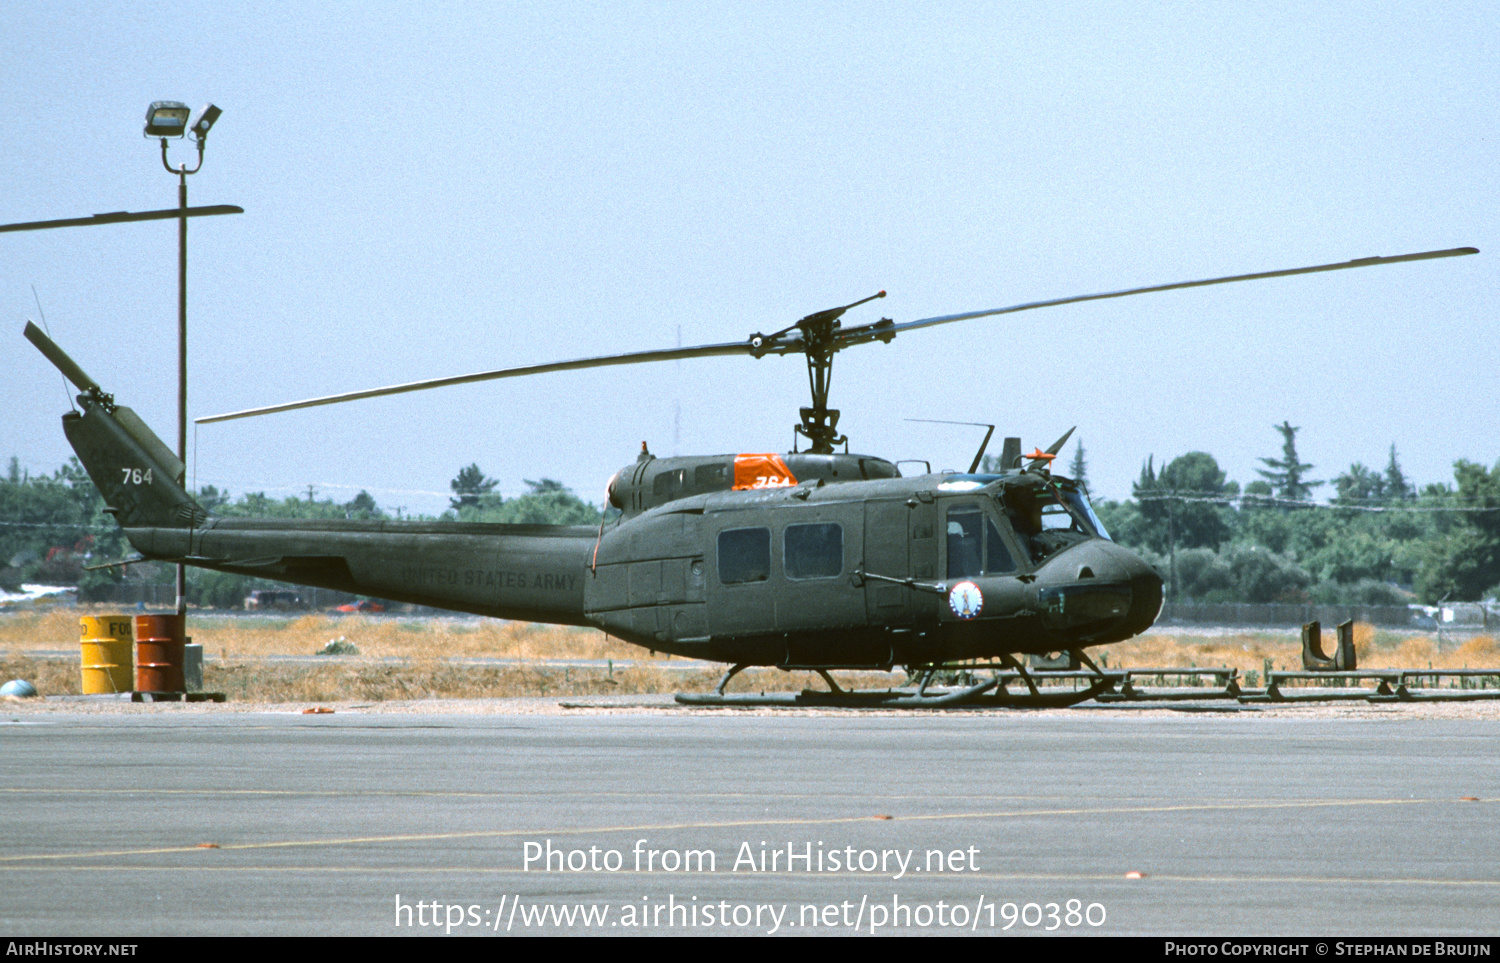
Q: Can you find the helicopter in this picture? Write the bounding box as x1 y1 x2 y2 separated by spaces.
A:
26 244 1477 707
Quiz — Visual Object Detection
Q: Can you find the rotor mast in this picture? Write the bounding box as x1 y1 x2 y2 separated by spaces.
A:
751 290 887 454
800 330 840 453
795 302 848 454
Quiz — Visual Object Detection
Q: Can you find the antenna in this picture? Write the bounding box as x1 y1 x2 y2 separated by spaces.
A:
905 419 996 472
31 285 74 412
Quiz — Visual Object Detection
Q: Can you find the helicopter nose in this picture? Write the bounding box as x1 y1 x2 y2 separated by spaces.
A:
1034 540 1164 640
1116 545 1166 637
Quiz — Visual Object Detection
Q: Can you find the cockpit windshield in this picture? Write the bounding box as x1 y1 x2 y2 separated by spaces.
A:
997 478 1109 563
1059 486 1110 540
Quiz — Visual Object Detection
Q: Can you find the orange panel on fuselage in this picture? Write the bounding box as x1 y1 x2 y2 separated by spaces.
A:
732 453 798 490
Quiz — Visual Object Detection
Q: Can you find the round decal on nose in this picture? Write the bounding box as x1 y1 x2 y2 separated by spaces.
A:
948 580 983 619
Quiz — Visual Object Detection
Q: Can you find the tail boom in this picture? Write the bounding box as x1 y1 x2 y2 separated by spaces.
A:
130 518 596 622
32 322 596 623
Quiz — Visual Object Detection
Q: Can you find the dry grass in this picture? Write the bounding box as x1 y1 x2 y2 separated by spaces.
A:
0 607 903 701
3 607 1497 702
0 607 657 661
0 653 84 697
199 613 656 662
0 608 85 652
203 661 728 703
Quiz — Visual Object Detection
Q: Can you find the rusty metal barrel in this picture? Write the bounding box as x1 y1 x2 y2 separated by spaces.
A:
80 616 134 694
134 614 186 693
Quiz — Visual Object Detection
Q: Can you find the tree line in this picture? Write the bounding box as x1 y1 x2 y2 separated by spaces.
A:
1082 425 1500 605
4 436 1497 608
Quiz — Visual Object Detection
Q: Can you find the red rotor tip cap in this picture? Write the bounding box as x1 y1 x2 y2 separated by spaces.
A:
1027 448 1056 462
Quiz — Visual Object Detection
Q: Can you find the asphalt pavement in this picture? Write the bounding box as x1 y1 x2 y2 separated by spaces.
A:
2 701 1497 937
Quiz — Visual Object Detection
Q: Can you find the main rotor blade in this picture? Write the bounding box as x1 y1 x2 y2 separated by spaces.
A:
199 244 1478 425
870 246 1479 340
0 205 243 233
197 339 751 424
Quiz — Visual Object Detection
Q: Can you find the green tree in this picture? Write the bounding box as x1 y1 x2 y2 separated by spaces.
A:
1161 452 1237 549
1174 547 1235 602
1303 527 1398 587
1221 544 1313 603
1068 441 1089 492
216 491 352 520
1416 460 1500 601
450 464 499 511
196 485 230 513
1257 421 1321 500
455 478 601 525
1128 457 1164 553
1242 479 1274 504
1126 452 1238 600
1093 498 1147 549
0 456 125 587
1333 462 1384 505
343 490 383 520
1132 452 1237 555
1384 445 1414 501
188 569 257 609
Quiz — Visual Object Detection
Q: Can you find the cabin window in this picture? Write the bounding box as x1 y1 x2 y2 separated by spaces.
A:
784 522 843 580
652 469 686 498
946 507 1017 578
695 463 729 488
718 527 771 584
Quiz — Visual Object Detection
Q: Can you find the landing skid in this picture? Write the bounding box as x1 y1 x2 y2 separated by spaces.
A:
674 657 1124 710
670 658 1500 708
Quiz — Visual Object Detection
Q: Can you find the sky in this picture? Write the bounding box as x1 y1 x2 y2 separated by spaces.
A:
2 2 1495 515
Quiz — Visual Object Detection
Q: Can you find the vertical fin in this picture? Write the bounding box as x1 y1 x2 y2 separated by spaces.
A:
63 404 205 529
27 322 204 529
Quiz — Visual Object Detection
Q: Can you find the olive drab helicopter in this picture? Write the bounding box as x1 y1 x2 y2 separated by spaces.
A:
27 245 1477 707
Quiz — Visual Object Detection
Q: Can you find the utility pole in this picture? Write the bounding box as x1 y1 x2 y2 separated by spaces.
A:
148 101 222 616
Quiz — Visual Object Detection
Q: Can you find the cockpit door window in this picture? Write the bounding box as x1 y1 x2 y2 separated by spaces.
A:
945 505 1017 579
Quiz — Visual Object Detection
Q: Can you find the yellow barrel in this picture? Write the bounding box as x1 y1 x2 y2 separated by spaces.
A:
80 616 134 694
134 614 186 693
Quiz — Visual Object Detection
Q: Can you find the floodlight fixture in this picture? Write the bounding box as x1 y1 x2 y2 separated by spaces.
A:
142 99 226 616
189 104 221 141
144 101 190 138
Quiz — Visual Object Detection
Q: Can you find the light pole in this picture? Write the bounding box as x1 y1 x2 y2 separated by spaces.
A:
145 101 221 616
